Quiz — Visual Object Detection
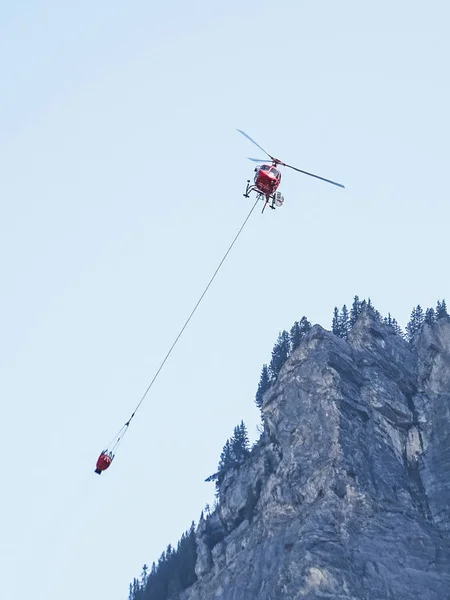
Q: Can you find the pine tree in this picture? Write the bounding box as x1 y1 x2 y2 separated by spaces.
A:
141 565 148 589
332 307 341 336
205 440 233 488
332 306 350 339
290 321 302 352
204 438 235 487
206 422 250 491
299 316 311 336
415 305 424 326
219 439 235 471
184 522 198 588
350 295 361 327
436 299 448 319
339 305 350 339
406 305 424 341
391 318 403 337
232 421 250 463
290 316 311 351
384 313 403 337
269 330 291 381
424 307 436 326
406 307 416 341
255 364 270 409
132 578 140 599
134 522 198 600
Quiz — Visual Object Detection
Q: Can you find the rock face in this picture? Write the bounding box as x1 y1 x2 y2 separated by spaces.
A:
183 310 450 600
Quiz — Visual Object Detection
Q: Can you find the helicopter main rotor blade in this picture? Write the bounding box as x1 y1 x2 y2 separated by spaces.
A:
237 129 273 160
282 162 345 189
247 157 269 163
238 128 345 188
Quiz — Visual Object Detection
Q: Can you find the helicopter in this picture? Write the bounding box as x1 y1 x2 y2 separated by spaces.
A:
237 129 345 213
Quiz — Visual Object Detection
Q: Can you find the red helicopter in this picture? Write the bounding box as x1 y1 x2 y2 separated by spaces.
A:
237 129 345 213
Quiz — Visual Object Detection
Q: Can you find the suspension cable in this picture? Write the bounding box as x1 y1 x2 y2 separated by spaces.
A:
107 197 260 452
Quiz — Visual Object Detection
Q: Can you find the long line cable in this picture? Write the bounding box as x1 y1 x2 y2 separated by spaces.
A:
107 196 260 452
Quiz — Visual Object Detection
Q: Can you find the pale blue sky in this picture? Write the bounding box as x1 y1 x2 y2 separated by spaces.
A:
1 2 449 599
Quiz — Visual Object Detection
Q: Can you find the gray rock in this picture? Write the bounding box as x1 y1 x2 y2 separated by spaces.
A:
184 310 450 599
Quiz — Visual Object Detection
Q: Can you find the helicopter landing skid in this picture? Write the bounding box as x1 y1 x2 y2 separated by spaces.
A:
262 197 276 214
243 181 275 213
243 180 252 199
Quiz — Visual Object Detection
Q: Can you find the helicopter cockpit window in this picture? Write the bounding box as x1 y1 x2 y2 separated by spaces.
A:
260 164 270 171
270 167 280 178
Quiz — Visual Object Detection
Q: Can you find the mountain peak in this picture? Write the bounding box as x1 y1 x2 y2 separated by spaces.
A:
188 316 450 599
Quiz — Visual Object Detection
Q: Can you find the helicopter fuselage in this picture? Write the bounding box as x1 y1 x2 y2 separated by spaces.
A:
243 163 285 213
254 163 281 195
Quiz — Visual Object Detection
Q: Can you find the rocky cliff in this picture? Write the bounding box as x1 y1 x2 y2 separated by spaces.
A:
183 310 450 599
